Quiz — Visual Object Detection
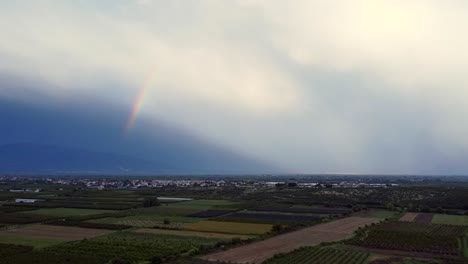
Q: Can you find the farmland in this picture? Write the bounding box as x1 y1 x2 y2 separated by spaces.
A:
135 228 254 240
22 208 116 217
0 225 113 241
347 221 468 256
185 220 272 235
2 175 468 263
400 213 468 226
44 231 220 262
215 212 321 223
263 247 369 264
0 235 64 248
202 216 380 263
432 215 468 226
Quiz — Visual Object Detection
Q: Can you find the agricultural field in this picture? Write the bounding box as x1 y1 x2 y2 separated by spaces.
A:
0 212 51 224
432 215 468 226
0 225 113 242
347 221 468 256
216 212 321 223
135 228 254 240
44 231 220 263
22 208 116 217
358 210 400 219
0 235 64 248
414 213 434 223
185 220 272 235
263 246 369 264
202 216 380 263
253 205 352 215
400 212 419 222
188 209 233 218
3 176 468 263
400 213 468 226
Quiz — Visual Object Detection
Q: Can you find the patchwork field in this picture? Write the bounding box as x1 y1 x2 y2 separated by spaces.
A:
135 228 253 240
347 221 468 256
0 224 113 241
202 216 380 263
400 213 468 226
185 220 272 235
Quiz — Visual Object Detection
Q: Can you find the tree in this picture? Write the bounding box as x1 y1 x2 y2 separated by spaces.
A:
163 218 170 225
143 197 160 208
150 256 162 264
272 224 283 233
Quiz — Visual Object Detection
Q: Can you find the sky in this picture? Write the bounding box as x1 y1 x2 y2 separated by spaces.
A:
1 0 468 174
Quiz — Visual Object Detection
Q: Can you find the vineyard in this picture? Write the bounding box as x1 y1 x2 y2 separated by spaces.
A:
263 247 369 264
347 221 468 256
44 231 220 262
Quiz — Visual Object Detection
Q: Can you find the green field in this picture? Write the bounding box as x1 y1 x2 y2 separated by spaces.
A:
44 231 220 262
360 210 400 219
23 208 116 217
0 235 65 248
432 214 468 226
91 199 242 227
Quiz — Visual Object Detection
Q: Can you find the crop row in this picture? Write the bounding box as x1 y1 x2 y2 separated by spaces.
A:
347 222 467 256
371 221 468 236
44 232 220 262
264 247 369 264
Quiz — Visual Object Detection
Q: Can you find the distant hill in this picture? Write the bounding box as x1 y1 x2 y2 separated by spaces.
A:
0 143 173 174
0 96 274 175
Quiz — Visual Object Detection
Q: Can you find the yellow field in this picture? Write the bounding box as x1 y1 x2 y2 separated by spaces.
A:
184 220 272 235
134 228 254 240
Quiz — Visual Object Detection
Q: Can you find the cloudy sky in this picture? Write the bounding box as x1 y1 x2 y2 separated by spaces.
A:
1 0 468 174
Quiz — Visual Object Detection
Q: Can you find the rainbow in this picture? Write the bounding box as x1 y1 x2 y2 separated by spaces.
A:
124 70 156 131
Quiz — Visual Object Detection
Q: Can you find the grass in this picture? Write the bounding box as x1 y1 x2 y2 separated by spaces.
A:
432 214 468 226
360 210 400 219
0 235 65 248
22 208 116 217
184 220 272 235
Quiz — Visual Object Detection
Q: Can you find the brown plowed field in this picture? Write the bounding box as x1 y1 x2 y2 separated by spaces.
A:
201 216 380 264
414 213 433 223
399 212 418 222
0 224 113 241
